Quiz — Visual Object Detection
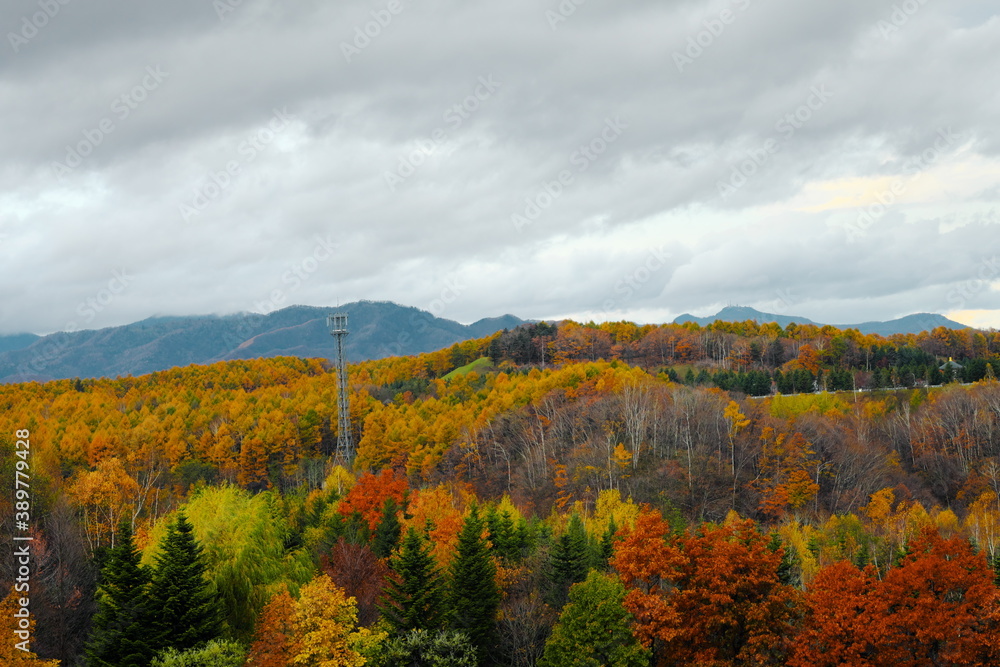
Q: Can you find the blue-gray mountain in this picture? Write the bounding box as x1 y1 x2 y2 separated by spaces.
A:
0 301 523 383
673 306 968 335
1 302 970 383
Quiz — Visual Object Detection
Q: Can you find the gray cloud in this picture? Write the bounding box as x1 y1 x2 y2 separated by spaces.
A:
2 0 1000 334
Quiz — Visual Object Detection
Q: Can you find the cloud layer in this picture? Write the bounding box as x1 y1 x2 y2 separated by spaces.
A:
2 0 999 334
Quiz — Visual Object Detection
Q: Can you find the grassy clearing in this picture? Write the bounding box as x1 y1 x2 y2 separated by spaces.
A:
443 356 493 380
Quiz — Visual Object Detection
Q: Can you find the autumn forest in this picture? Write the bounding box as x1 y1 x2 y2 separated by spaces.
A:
6 317 1000 665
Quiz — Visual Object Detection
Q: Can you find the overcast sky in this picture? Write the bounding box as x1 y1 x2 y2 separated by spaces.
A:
2 0 999 335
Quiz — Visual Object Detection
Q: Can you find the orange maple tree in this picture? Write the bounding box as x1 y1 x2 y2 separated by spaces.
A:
875 527 1000 665
613 509 799 665
792 526 1000 666
246 586 299 667
789 560 880 667
336 467 408 531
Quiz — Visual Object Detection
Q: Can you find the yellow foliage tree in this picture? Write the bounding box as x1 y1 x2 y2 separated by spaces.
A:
0 587 60 665
965 491 1000 562
65 456 141 552
292 574 370 667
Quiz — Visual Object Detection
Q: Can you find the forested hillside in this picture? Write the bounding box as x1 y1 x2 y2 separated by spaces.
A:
0 301 523 383
4 317 1000 665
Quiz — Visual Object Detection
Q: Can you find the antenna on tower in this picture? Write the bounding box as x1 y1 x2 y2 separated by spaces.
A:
328 312 353 464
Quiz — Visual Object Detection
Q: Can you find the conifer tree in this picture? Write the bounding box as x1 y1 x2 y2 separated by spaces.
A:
485 505 519 564
597 516 619 570
147 512 223 656
85 520 156 667
380 527 448 633
545 513 590 608
373 629 477 667
373 498 402 559
449 505 501 666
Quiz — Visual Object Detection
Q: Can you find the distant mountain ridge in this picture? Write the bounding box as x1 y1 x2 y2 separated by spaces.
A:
0 301 523 383
1 302 972 383
0 333 41 354
673 306 968 335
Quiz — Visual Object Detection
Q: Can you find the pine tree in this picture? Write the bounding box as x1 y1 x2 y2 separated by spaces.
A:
373 498 402 559
85 520 157 667
373 629 477 667
380 527 448 633
597 516 619 570
769 532 799 587
485 505 519 564
545 513 589 609
449 505 501 666
147 512 223 656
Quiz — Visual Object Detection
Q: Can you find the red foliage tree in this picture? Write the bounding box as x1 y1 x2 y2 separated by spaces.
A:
792 527 1000 666
875 527 1000 665
336 467 408 531
246 586 299 667
613 509 799 665
789 560 881 667
322 538 389 627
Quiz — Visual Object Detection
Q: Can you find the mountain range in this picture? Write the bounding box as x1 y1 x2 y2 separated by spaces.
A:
673 306 968 336
0 302 973 383
0 301 522 383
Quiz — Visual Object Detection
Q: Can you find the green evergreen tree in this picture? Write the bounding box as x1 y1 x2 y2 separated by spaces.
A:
854 541 872 569
151 638 247 666
371 629 477 667
485 505 519 564
147 512 223 655
381 527 449 633
449 505 501 666
545 514 590 609
373 497 403 559
773 369 787 393
768 532 799 587
85 521 157 667
538 571 650 667
597 516 619 570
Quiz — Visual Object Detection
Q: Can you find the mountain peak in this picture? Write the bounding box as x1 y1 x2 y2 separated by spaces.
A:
673 307 966 334
0 301 524 383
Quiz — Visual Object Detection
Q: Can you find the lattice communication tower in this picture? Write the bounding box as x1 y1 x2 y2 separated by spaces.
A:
328 313 353 462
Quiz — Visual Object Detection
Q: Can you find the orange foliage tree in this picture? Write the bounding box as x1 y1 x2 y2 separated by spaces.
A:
875 527 1000 665
753 428 819 519
792 527 1000 666
246 586 299 667
336 467 408 531
789 560 880 666
613 509 799 665
65 456 141 552
0 587 60 665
